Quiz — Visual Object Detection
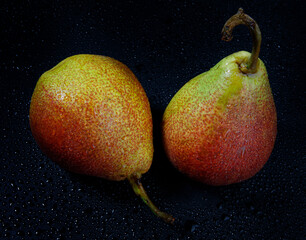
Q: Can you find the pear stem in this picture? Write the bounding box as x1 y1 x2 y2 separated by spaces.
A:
127 172 175 224
221 8 262 74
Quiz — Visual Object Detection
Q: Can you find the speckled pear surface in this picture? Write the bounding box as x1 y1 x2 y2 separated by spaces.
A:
30 54 153 181
162 51 277 186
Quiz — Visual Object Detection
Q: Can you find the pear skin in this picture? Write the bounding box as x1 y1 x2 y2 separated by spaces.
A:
30 54 153 181
162 51 277 186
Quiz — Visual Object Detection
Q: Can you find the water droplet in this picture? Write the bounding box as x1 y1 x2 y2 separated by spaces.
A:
184 220 199 233
222 214 230 221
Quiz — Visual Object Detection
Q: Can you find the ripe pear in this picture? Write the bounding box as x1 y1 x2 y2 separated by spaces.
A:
30 54 174 223
162 9 277 186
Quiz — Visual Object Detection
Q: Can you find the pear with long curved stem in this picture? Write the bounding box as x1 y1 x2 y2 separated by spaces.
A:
30 54 174 224
162 9 277 186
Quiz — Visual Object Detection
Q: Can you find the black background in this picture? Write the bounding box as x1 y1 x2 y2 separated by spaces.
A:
1 0 305 239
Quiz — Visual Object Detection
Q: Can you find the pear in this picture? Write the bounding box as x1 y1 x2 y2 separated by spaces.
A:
162 9 277 186
30 54 174 223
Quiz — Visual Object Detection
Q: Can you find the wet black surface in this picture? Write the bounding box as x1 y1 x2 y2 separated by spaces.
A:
1 0 305 239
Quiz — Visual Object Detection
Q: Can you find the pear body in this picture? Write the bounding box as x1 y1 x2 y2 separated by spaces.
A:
30 54 153 181
162 51 277 186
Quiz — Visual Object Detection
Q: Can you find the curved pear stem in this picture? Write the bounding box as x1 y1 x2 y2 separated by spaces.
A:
127 172 175 224
221 8 261 74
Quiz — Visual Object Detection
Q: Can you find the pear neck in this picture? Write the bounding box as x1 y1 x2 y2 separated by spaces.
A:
221 8 261 74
